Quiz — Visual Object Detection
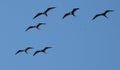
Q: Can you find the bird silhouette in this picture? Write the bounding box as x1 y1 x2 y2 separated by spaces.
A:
25 23 46 31
63 8 79 19
92 10 114 20
33 7 56 19
15 47 33 55
33 47 52 56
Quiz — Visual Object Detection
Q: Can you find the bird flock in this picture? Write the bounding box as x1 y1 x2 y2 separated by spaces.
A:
15 47 52 56
24 8 114 32
15 2 114 57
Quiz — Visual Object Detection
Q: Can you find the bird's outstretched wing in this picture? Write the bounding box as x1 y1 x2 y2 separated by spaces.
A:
45 7 56 13
43 47 52 51
37 23 46 27
25 26 34 31
104 10 114 14
26 47 33 50
15 50 24 55
33 13 43 19
72 8 79 13
33 50 41 56
92 14 101 20
63 13 70 19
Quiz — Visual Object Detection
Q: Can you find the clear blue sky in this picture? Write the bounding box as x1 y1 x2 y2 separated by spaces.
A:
0 0 120 70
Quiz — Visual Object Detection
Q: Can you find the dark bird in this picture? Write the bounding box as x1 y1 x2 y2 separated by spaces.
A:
63 8 79 19
15 47 33 55
25 23 46 31
92 10 114 20
33 47 52 56
33 7 56 19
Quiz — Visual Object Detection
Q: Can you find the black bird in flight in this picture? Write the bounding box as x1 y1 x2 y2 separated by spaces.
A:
33 7 56 19
33 47 52 56
92 10 114 20
63 8 79 19
15 47 33 55
25 23 46 31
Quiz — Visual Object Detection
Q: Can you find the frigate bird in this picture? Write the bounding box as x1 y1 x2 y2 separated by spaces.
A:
63 8 79 19
15 47 33 55
33 7 56 19
92 10 114 20
25 23 46 31
33 47 52 56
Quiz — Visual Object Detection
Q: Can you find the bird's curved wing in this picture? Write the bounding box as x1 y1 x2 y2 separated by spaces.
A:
72 8 79 13
33 13 43 19
43 47 52 51
37 23 46 27
25 47 33 53
25 26 34 31
25 47 33 54
45 7 56 13
15 50 24 55
26 47 33 50
104 10 114 14
33 50 41 56
63 13 70 19
92 14 101 20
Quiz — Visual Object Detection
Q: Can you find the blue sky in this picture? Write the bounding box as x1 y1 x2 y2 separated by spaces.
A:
0 0 120 70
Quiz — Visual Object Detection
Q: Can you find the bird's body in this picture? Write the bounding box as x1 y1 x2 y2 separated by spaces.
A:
15 47 33 55
63 8 79 19
33 47 52 56
25 23 46 31
33 7 56 19
92 10 114 20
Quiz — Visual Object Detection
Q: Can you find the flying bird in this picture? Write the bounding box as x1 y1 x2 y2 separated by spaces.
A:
33 47 52 56
33 7 56 19
63 8 79 19
15 47 33 55
25 23 46 31
92 10 114 20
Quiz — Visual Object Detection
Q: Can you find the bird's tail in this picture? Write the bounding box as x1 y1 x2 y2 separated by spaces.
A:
33 54 35 56
72 12 76 16
43 51 47 54
104 15 108 18
44 13 48 16
36 27 40 30
25 51 28 54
